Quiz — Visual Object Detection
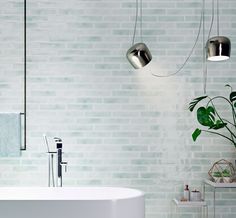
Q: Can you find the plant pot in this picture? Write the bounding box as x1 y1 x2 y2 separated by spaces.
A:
222 177 231 183
213 176 231 183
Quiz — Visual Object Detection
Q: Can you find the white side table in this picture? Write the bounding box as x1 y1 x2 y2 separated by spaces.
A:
203 179 236 218
172 198 208 218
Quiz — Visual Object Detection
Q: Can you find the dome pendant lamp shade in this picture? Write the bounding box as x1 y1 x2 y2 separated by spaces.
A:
207 36 231 61
126 42 152 69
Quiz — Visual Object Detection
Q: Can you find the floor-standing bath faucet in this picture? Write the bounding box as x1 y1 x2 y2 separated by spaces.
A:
44 135 68 187
54 137 68 187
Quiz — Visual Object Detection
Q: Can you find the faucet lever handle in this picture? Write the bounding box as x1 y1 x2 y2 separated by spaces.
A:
61 161 68 172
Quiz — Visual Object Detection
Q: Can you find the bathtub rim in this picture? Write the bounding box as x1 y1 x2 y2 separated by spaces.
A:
0 186 145 201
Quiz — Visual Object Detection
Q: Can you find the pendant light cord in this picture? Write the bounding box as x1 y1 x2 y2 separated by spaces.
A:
208 0 215 40
140 0 143 42
217 0 219 36
203 0 207 94
132 0 139 45
152 0 204 78
132 0 143 46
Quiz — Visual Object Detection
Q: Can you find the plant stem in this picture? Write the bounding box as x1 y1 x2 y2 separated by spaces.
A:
202 130 236 147
222 119 236 127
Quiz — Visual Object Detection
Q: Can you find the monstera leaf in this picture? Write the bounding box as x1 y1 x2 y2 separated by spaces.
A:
192 128 201 141
229 92 236 103
197 106 215 127
209 120 227 130
226 84 236 106
189 96 208 112
229 93 236 107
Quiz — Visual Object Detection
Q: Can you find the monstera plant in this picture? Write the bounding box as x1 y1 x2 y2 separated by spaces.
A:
189 85 236 148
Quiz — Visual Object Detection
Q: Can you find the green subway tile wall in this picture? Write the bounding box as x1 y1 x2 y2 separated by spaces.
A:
0 0 236 217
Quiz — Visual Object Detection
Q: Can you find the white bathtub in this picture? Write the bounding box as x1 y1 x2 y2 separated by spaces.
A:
0 187 145 218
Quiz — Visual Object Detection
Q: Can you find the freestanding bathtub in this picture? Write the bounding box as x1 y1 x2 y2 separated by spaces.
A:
0 187 144 218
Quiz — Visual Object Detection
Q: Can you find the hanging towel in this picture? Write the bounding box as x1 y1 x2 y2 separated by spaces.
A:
0 113 21 157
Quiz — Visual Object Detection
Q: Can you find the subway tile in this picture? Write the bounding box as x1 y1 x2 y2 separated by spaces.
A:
1 0 236 217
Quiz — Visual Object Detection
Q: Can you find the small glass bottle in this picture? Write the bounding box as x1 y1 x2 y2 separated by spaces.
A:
183 185 190 201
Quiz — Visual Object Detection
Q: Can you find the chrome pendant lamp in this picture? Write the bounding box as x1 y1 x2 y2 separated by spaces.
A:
127 42 152 69
206 0 231 61
126 0 152 69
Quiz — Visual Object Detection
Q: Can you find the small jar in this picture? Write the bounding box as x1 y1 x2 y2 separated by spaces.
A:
190 190 201 201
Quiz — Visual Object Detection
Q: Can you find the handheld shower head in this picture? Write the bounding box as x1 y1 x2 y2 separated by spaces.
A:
54 137 62 142
54 137 63 149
